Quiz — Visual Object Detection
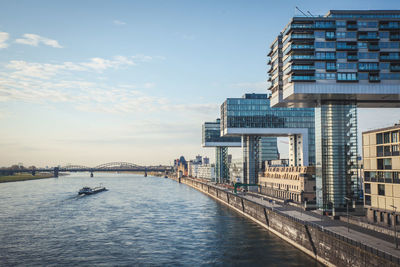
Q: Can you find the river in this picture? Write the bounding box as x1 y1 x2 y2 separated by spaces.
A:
0 173 321 266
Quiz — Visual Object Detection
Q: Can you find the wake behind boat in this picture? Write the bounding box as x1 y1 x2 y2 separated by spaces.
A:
78 185 107 195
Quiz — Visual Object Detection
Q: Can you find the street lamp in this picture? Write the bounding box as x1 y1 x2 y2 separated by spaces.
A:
390 205 398 249
344 197 351 232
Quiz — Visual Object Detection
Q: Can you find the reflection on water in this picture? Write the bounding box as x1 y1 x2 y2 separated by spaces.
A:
0 173 321 266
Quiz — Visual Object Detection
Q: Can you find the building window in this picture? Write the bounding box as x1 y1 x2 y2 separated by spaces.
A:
365 195 371 205
365 183 371 194
377 146 384 157
377 133 383 144
325 31 336 39
392 131 398 143
384 132 391 143
384 158 392 170
380 212 385 222
337 72 357 81
378 184 385 196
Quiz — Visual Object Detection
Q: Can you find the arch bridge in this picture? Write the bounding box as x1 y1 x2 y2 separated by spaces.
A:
3 162 173 177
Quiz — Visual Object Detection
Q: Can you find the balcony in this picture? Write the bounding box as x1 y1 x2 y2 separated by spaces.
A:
390 64 400 72
291 34 314 40
314 22 336 29
291 44 314 50
380 23 400 30
291 54 315 60
390 35 400 41
336 44 358 51
347 55 358 61
369 75 380 82
380 54 400 61
368 44 380 51
358 34 379 40
291 24 314 29
347 24 357 30
291 65 315 71
289 75 315 82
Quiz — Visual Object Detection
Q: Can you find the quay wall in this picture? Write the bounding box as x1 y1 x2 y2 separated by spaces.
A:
172 176 400 267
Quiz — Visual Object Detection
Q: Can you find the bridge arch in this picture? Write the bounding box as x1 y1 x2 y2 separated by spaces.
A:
94 162 142 170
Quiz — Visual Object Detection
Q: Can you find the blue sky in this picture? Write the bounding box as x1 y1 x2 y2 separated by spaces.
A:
0 0 400 167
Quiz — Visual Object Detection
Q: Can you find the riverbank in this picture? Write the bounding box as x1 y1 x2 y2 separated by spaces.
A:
171 176 400 267
0 173 56 183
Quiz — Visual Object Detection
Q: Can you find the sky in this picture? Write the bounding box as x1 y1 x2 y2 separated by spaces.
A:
0 0 400 167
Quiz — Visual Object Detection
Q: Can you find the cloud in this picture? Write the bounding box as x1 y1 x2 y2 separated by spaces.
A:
113 20 126 25
15 33 63 48
0 54 216 117
4 55 150 79
0 32 9 48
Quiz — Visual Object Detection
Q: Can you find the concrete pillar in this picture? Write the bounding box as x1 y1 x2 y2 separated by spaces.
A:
315 103 358 211
54 167 59 178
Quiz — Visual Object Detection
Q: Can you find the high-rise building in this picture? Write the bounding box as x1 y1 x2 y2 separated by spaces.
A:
220 93 315 186
363 123 400 225
268 10 400 210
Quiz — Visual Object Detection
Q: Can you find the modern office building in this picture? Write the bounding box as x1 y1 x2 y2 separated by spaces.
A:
220 93 314 186
363 123 400 225
202 119 241 183
259 166 316 203
268 10 400 210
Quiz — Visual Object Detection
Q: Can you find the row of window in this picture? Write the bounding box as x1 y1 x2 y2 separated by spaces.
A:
364 172 400 180
313 41 396 49
286 53 400 65
314 30 397 39
377 131 399 144
312 72 400 80
376 144 399 157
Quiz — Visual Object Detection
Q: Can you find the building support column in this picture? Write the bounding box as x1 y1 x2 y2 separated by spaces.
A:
242 135 260 190
315 103 358 211
215 146 228 183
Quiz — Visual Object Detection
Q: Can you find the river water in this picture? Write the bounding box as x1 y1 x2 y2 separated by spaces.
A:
0 173 321 266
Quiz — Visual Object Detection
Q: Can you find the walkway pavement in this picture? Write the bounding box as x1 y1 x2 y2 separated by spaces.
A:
210 183 400 258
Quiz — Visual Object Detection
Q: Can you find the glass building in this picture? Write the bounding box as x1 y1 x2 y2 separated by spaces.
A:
267 10 400 210
220 93 315 186
202 119 241 183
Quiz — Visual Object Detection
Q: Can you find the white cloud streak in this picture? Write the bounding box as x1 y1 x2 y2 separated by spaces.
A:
113 20 126 25
0 32 9 49
15 33 63 48
0 56 216 116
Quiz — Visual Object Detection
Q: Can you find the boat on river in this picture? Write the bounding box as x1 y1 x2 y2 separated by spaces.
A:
78 185 107 195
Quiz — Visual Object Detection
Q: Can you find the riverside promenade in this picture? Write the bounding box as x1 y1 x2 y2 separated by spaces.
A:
173 176 400 266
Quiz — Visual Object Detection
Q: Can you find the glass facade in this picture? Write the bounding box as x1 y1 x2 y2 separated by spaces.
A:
315 104 358 210
202 119 241 146
221 94 315 165
259 137 279 170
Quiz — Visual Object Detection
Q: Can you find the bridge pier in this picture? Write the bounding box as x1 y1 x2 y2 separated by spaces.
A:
54 167 59 178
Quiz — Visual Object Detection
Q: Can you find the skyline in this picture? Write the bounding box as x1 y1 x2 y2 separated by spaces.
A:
1 0 400 166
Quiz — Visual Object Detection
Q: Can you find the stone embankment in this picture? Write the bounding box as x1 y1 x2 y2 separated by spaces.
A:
171 176 400 267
